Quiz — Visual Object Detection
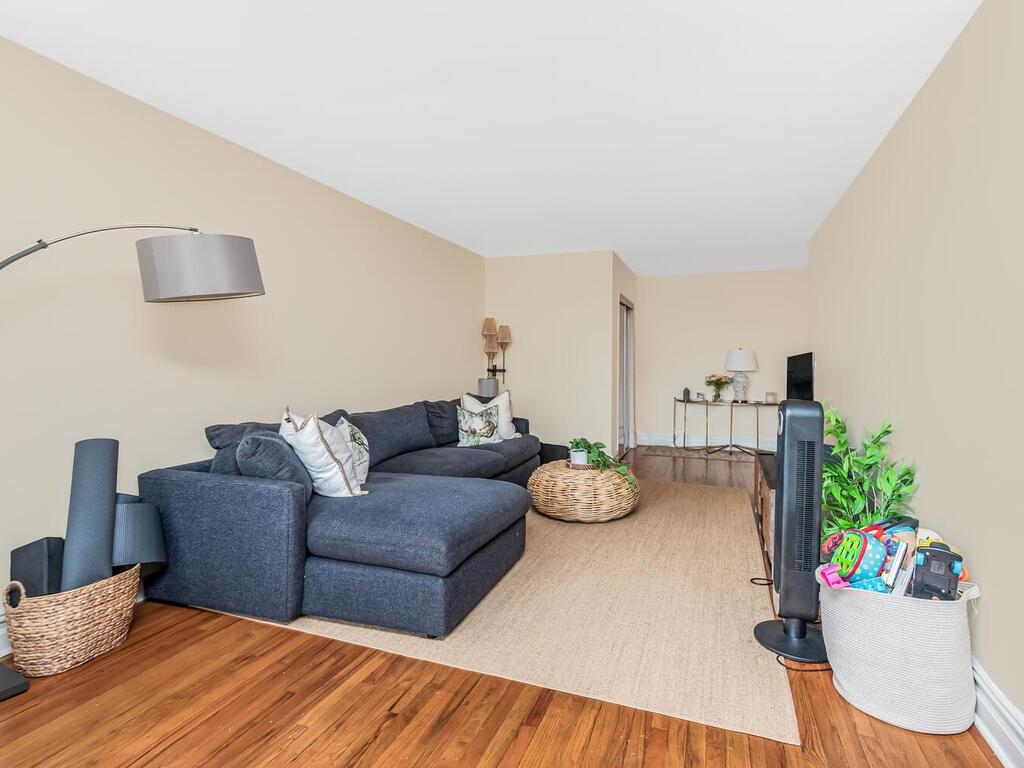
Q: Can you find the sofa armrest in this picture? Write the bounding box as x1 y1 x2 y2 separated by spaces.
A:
139 467 307 622
513 417 530 435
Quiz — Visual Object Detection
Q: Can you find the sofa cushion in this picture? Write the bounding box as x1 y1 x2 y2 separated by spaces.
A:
465 434 541 470
205 421 276 450
372 446 505 479
423 400 459 446
236 430 314 504
346 403 436 466
305 472 531 577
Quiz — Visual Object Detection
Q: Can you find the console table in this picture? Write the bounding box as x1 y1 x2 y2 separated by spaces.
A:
671 399 779 455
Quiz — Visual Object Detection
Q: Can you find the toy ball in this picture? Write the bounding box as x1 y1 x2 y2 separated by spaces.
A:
831 530 887 583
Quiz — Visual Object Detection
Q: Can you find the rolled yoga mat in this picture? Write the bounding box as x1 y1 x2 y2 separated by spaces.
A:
61 438 119 591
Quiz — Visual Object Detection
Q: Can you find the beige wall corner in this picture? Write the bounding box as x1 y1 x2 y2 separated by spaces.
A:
810 0 1022 707
0 38 483 581
484 251 615 449
635 269 810 448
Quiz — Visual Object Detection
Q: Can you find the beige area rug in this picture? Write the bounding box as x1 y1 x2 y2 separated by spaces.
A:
289 482 800 744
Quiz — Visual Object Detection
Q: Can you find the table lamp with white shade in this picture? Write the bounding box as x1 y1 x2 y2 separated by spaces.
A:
725 348 758 402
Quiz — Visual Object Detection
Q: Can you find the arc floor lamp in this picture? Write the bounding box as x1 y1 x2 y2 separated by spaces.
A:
1 223 264 301
0 223 263 702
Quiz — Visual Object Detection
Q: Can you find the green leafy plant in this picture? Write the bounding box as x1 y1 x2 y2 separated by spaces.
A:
821 408 918 540
567 437 636 487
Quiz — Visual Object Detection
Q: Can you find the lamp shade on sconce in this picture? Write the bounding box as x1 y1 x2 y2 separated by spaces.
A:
497 325 511 345
484 336 499 354
481 317 498 336
136 233 264 302
725 348 758 372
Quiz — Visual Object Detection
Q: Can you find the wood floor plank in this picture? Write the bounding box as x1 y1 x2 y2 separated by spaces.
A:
0 448 1000 767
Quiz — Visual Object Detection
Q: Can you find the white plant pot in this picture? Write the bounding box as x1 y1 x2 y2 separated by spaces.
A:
569 449 590 466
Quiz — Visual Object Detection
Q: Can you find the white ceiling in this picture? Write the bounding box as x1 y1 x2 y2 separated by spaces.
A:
0 1 980 275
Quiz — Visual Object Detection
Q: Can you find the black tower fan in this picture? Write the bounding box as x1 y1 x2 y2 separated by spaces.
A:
754 399 828 663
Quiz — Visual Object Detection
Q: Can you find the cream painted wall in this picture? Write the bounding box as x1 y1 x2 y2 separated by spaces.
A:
612 253 638 456
635 270 810 448
484 252 615 449
810 0 1021 706
0 39 483 582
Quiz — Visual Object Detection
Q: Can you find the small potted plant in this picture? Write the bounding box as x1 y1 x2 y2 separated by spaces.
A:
705 373 732 402
568 437 591 466
567 437 636 487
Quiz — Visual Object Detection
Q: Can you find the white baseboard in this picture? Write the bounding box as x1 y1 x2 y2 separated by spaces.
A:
975 659 1024 767
637 432 776 452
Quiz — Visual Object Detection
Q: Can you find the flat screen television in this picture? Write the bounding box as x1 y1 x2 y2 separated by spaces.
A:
786 352 814 400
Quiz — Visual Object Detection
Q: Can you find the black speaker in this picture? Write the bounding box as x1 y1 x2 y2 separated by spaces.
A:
754 399 828 663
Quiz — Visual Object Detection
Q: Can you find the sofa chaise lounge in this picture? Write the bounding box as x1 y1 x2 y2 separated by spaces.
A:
139 399 540 636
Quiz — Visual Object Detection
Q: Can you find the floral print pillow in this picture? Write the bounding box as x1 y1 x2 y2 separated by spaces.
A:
457 404 502 446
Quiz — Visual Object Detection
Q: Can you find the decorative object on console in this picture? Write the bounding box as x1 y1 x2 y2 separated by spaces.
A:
724 348 757 402
705 374 732 402
695 392 705 402
2 224 264 302
681 387 690 401
462 390 517 439
765 391 779 404
457 404 502 445
280 409 368 497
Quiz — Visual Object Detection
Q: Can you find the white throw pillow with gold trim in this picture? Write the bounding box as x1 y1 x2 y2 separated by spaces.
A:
280 409 368 497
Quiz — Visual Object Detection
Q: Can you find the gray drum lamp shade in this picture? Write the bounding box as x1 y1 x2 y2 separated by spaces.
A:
136 233 264 302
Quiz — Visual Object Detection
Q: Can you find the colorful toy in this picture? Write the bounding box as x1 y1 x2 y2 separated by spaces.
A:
820 563 850 589
848 576 889 593
915 532 969 581
912 543 963 601
831 528 887 584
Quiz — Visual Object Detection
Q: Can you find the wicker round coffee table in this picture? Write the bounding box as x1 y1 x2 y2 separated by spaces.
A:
527 460 640 523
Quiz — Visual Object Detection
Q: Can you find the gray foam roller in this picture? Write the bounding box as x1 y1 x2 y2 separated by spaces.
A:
61 438 119 591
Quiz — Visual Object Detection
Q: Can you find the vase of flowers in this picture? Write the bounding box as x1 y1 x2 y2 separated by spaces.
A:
705 374 732 403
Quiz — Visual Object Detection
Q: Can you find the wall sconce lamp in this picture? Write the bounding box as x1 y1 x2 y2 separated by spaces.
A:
480 317 511 383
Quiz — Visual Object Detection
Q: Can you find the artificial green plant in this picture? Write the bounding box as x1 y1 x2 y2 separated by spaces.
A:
821 408 918 539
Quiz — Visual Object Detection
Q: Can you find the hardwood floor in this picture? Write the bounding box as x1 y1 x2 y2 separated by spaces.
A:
0 448 1000 767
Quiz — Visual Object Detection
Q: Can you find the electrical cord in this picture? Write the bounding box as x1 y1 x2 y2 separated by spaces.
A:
776 655 832 673
749 577 773 586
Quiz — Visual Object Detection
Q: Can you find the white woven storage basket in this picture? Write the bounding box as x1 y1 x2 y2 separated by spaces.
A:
816 566 980 734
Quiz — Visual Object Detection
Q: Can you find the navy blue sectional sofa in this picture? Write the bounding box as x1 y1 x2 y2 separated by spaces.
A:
139 400 539 637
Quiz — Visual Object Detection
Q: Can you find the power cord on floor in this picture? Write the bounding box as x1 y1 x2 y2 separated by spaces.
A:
776 655 832 673
749 577 772 586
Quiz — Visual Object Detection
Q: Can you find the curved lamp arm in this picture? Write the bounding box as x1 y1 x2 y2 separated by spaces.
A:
0 224 199 272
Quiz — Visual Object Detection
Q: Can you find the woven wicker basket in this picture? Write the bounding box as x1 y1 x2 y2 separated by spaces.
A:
528 460 640 523
3 564 139 677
